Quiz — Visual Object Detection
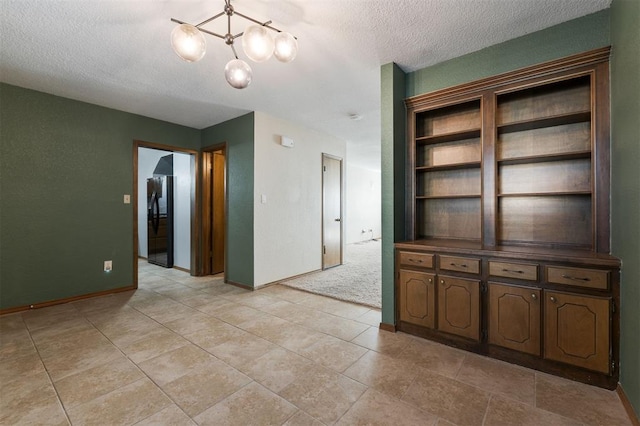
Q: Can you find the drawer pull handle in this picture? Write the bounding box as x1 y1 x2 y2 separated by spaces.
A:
409 258 423 264
531 293 537 300
450 263 467 268
502 268 524 274
561 274 591 282
550 296 557 303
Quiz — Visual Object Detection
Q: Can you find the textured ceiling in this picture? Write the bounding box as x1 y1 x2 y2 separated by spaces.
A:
0 0 611 170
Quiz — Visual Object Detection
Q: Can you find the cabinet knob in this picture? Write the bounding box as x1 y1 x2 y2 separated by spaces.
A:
550 296 557 303
531 293 537 300
428 278 432 283
440 280 445 285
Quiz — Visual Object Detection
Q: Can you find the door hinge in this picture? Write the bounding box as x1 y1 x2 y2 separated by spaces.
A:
481 282 488 293
611 359 616 372
323 165 326 172
611 301 616 313
481 329 488 341
323 245 326 255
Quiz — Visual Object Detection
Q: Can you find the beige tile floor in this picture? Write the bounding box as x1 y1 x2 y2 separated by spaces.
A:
0 261 634 425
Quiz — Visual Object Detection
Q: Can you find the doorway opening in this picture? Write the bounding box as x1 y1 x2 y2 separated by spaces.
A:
132 141 198 287
202 143 227 278
322 154 343 269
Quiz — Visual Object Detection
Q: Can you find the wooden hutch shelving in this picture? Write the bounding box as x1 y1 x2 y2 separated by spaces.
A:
395 47 621 389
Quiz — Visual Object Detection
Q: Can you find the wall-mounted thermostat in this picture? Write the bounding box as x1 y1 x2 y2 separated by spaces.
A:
280 136 294 148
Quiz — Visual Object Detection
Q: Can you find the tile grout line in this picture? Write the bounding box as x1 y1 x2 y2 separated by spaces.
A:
22 310 74 426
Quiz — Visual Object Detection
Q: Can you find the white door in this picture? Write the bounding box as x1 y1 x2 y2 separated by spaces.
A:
322 154 342 269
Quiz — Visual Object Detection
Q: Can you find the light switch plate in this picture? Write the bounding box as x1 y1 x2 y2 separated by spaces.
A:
123 194 131 204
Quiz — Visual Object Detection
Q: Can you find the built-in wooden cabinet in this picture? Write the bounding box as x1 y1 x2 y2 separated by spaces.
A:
544 290 611 374
438 275 480 341
488 282 541 356
395 48 620 390
398 269 435 328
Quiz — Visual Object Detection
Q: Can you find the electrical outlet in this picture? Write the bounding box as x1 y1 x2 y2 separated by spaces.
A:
123 194 130 204
104 260 113 272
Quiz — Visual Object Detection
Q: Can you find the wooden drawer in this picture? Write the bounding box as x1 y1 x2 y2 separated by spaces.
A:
546 266 609 290
439 255 480 274
399 251 434 269
489 261 538 281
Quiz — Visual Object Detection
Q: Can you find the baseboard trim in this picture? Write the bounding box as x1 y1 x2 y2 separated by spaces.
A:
618 384 640 426
0 285 137 316
225 280 255 291
379 322 396 332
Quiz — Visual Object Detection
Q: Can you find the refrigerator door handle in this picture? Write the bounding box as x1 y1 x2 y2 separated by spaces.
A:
152 194 160 234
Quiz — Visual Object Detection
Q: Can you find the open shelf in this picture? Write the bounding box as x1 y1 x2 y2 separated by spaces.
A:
497 191 591 197
416 161 481 172
497 111 590 134
416 129 481 145
498 150 591 166
417 194 481 200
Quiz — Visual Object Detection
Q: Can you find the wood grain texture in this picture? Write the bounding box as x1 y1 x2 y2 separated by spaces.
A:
489 282 541 356
544 291 610 374
399 270 436 328
437 275 480 341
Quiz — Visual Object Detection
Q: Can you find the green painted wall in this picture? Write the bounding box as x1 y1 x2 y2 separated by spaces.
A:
611 0 640 415
380 63 406 325
0 84 200 310
406 10 610 97
201 113 255 287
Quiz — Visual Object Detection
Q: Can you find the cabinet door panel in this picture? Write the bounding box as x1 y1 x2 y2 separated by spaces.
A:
544 291 610 374
437 275 480 341
489 283 541 355
399 270 435 328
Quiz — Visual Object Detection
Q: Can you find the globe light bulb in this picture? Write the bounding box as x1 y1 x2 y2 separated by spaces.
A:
225 59 252 89
171 24 206 62
242 25 274 62
274 32 298 63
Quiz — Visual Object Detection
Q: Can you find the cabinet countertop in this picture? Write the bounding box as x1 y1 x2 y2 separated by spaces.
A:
395 239 621 268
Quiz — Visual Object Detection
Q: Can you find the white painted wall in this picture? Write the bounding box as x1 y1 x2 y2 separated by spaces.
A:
172 154 192 270
253 112 347 286
137 148 191 270
346 164 381 243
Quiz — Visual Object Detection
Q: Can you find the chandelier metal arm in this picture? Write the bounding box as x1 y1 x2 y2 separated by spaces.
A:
230 44 239 60
196 11 226 28
170 18 226 40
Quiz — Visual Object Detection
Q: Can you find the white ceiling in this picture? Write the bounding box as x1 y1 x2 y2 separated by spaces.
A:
0 0 611 170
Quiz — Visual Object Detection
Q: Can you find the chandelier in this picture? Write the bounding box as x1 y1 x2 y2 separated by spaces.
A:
170 0 298 89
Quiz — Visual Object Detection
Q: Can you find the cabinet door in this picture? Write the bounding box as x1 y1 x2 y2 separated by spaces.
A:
437 275 480 341
544 291 610 374
489 283 541 355
399 270 435 328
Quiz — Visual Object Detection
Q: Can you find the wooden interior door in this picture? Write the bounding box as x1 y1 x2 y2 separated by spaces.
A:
322 154 342 269
489 282 541 355
202 147 226 275
544 291 610 373
437 275 480 341
399 270 435 328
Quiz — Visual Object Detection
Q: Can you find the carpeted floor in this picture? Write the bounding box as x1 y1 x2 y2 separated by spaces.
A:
280 239 381 308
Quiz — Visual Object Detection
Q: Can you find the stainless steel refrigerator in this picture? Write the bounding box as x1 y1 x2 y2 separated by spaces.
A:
147 175 174 267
